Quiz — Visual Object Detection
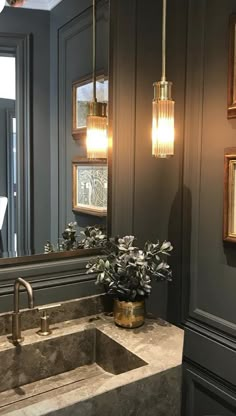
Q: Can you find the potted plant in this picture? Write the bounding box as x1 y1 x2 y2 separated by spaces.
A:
87 235 173 328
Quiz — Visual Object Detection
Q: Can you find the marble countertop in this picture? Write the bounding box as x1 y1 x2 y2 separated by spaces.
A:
0 313 184 416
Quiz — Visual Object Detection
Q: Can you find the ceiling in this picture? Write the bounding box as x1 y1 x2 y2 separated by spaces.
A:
6 0 64 10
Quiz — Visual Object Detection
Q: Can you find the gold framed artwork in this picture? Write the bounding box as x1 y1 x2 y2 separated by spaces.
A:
228 14 236 118
223 148 236 242
72 158 107 216
72 74 108 140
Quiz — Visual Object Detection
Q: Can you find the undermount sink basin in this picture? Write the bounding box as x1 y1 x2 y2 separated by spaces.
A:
0 327 147 395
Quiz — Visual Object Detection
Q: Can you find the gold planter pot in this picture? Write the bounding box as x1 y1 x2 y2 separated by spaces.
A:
113 299 145 328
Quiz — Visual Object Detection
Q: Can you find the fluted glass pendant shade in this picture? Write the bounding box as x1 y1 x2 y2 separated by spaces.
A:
152 0 175 159
0 0 5 13
152 81 174 158
86 102 108 159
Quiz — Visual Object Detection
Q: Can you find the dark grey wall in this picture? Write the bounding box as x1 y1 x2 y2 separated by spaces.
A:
110 0 188 320
182 0 236 413
183 0 236 336
183 0 236 342
110 0 236 412
0 7 50 254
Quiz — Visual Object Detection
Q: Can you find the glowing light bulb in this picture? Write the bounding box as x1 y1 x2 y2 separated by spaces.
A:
86 114 108 159
152 81 175 158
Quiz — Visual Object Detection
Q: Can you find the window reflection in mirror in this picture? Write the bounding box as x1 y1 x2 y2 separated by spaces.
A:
77 79 108 129
72 76 108 140
0 55 16 256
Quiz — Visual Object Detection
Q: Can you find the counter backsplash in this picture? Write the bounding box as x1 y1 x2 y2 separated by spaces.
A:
0 294 112 336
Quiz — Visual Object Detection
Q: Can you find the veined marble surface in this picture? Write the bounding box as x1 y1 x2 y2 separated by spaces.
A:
0 312 184 416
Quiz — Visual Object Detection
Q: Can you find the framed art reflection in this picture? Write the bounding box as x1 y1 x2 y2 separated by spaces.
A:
223 148 236 241
72 158 107 216
72 75 108 139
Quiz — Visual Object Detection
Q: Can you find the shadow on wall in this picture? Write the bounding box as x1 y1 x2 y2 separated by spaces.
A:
167 185 192 325
223 242 236 267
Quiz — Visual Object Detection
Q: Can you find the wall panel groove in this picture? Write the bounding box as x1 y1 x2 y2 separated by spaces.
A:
110 0 137 236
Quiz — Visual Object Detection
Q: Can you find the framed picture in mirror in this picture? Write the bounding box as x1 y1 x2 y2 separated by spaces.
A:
72 74 108 140
223 148 236 242
228 14 236 118
72 158 107 216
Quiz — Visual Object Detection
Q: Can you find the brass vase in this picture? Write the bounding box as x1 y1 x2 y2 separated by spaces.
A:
113 299 145 328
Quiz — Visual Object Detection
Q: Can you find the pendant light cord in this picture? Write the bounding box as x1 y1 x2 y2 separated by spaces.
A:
93 0 97 102
161 0 166 82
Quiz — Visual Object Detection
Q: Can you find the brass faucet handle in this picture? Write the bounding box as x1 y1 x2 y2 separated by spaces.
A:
37 310 52 336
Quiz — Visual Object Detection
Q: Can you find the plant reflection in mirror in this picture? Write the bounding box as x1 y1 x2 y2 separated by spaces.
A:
44 224 107 253
77 226 107 249
86 235 173 302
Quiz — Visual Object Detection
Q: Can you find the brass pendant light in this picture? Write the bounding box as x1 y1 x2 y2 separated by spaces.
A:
152 0 175 158
86 0 108 159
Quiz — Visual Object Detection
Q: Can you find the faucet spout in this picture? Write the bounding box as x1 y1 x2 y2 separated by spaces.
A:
14 277 34 313
12 277 34 344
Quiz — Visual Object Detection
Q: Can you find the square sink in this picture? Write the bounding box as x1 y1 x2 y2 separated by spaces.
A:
0 328 147 394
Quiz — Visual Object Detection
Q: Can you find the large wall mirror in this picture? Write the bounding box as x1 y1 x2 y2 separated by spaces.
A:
0 0 111 265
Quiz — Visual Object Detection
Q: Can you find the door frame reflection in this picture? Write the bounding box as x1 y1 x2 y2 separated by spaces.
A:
0 33 31 257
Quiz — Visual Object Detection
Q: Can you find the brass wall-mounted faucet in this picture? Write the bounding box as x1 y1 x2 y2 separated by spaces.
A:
11 277 34 344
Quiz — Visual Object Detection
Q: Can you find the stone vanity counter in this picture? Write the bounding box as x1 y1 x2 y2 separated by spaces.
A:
0 309 184 416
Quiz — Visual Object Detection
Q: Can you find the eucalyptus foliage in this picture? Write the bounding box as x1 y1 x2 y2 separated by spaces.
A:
44 224 107 253
87 235 173 301
78 226 107 249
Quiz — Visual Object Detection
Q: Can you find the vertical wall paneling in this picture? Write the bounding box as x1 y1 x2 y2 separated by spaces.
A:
182 0 207 324
182 0 236 412
183 0 236 339
58 8 92 233
110 0 137 236
110 0 188 320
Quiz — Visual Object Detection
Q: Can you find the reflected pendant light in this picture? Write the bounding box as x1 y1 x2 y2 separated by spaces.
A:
152 0 175 158
86 0 108 159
